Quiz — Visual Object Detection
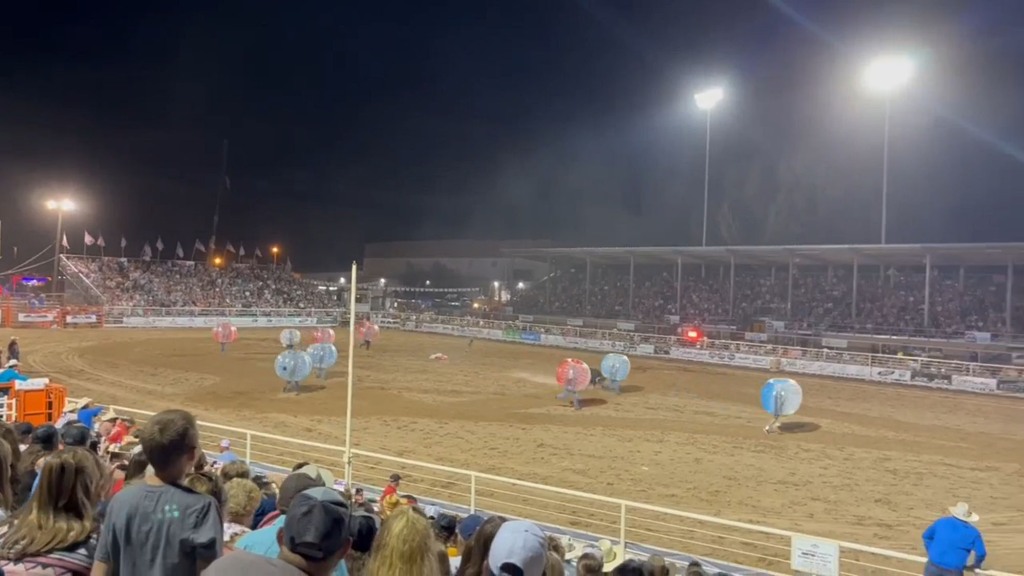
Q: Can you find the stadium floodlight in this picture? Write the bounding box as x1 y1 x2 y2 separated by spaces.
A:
339 277 346 285
379 278 386 286
694 87 724 248
493 280 500 288
425 280 431 286
693 87 724 111
862 55 913 245
45 198 76 293
862 55 913 95
270 245 280 266
517 281 525 289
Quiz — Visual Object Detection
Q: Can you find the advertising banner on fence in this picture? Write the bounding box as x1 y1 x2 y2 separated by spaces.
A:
616 322 635 331
518 315 534 322
122 316 318 328
950 375 998 393
566 319 584 327
17 312 55 323
520 331 542 343
65 314 99 325
821 338 848 349
995 377 1024 394
636 344 655 355
964 331 992 344
868 367 912 383
669 347 772 369
744 332 768 342
780 359 871 379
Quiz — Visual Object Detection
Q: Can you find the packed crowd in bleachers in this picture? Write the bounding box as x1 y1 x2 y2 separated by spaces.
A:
0 404 714 576
512 265 1021 334
63 257 337 310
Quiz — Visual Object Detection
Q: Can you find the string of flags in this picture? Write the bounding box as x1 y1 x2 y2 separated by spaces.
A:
70 230 287 267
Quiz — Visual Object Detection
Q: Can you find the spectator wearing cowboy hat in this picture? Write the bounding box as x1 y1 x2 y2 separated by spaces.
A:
595 539 626 574
922 502 987 576
0 360 27 386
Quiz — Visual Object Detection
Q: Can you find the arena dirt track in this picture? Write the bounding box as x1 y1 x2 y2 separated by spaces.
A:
13 328 1024 571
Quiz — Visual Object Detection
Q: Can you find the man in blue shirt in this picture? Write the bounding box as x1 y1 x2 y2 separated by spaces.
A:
922 502 987 575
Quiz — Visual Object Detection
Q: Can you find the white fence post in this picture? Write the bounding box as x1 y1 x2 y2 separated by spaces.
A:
619 502 627 545
245 431 252 464
470 473 477 513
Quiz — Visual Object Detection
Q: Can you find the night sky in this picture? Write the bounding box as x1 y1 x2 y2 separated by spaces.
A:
3 1 1024 271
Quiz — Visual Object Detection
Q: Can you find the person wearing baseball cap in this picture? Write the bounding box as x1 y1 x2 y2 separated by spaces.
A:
486 520 548 576
203 487 353 575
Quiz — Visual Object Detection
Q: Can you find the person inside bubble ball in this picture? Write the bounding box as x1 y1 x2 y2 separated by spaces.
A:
557 366 582 411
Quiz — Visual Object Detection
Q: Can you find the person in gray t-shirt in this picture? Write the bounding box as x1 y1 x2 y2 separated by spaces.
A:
92 409 223 576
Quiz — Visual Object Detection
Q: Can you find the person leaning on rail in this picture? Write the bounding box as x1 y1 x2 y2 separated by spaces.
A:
922 502 987 576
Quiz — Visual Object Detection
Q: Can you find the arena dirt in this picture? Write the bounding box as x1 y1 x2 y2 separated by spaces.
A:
14 328 1024 571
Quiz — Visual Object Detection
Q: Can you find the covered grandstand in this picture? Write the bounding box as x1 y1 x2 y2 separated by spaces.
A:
504 243 1024 332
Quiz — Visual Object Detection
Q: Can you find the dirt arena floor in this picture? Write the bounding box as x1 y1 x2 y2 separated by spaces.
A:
13 328 1024 572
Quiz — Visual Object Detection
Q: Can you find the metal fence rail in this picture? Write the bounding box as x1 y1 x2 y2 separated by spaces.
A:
109 405 1019 576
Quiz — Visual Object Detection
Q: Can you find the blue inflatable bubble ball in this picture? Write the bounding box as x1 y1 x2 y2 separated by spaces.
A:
760 378 803 417
600 353 632 382
307 343 339 370
275 349 313 382
279 328 302 348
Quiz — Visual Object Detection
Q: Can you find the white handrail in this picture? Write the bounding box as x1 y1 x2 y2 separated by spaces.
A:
108 404 1020 576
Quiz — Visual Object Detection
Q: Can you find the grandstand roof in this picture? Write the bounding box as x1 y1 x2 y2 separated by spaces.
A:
502 243 1024 266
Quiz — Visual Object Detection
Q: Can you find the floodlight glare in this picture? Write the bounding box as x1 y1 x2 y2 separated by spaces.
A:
863 55 914 94
694 87 724 111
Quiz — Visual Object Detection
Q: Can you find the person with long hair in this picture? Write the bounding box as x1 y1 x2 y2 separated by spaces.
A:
455 515 507 576
367 505 444 576
0 422 22 497
0 441 14 521
16 425 61 506
0 447 108 574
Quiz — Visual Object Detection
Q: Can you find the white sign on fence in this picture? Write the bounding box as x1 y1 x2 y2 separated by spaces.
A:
122 316 318 328
950 375 998 393
18 312 55 323
791 535 840 576
66 314 99 325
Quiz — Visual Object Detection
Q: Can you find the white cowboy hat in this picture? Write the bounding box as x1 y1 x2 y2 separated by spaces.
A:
597 539 626 571
3 360 19 369
99 408 121 422
949 502 979 523
64 397 93 412
561 536 586 561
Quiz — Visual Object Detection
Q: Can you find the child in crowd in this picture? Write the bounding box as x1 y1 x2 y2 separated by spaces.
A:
92 409 223 575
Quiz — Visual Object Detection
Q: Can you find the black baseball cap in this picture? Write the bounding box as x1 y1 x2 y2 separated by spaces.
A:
350 510 380 553
283 487 351 561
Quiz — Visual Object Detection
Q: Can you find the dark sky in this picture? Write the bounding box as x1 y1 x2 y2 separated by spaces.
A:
3 0 1024 271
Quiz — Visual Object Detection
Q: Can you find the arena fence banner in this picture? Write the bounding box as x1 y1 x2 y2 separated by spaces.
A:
820 337 848 349
950 375 998 393
121 316 318 328
995 377 1024 394
964 331 992 344
65 314 100 325
17 312 55 323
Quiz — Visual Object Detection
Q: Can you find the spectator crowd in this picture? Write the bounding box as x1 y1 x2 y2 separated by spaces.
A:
63 257 337 310
0 402 721 576
512 265 1023 335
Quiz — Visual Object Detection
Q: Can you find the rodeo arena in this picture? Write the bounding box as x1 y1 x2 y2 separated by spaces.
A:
0 238 1022 576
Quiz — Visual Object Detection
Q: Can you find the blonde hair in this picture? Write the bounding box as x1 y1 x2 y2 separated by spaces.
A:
219 461 251 482
545 551 566 576
183 471 225 512
0 448 104 560
367 506 443 576
224 478 261 525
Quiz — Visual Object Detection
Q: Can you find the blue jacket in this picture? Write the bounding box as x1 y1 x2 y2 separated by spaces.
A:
923 516 987 570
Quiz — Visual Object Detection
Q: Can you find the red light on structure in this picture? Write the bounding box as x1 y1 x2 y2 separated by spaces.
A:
686 329 699 340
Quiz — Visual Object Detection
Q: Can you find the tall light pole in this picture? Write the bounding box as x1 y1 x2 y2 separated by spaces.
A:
862 55 914 244
45 198 76 293
694 87 724 248
271 245 279 267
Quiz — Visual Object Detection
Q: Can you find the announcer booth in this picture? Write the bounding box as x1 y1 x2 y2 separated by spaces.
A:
0 378 68 425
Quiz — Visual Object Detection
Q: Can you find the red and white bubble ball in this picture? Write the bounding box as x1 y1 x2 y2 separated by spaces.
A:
358 321 380 341
313 327 336 344
556 358 591 392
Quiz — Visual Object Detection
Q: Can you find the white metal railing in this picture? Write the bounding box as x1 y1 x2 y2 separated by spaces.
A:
58 255 106 304
103 306 342 318
381 312 1024 381
108 405 1019 576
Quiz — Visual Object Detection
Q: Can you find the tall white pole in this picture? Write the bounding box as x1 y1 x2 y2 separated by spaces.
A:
880 98 891 245
702 110 712 248
344 261 357 485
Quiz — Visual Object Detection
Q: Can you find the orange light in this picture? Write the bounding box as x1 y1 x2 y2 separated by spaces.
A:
214 257 223 266
271 246 279 254
686 330 699 339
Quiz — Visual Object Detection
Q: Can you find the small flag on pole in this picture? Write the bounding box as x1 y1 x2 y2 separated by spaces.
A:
155 237 165 252
120 235 127 258
239 244 246 257
175 241 185 259
285 256 292 272
142 242 152 261
97 235 106 248
226 242 236 254
62 233 69 250
255 247 263 258
84 230 95 246
194 239 206 254
208 236 216 251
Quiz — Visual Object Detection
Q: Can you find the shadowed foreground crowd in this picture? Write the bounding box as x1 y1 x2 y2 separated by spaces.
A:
63 257 336 310
512 266 1021 334
0 405 721 576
